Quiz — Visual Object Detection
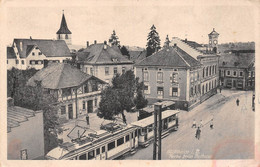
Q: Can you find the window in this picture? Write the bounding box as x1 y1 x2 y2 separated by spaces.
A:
144 85 149 94
227 70 231 76
157 72 163 82
117 137 124 146
135 130 138 137
96 148 100 155
20 149 28 160
252 72 255 77
21 60 24 64
32 52 35 56
209 82 211 90
65 34 68 39
84 84 89 93
172 87 178 96
122 67 126 73
79 154 87 160
206 67 208 76
190 87 193 96
30 60 35 65
38 60 42 65
62 88 71 96
61 106 66 115
203 68 205 78
202 85 204 94
148 124 153 132
16 60 19 64
233 71 237 76
209 66 212 75
90 68 93 75
144 72 149 81
113 67 118 74
83 101 86 110
126 135 129 142
35 61 39 64
39 52 42 55
105 67 109 75
157 87 164 96
102 146 105 153
94 99 97 107
206 84 208 92
171 73 178 83
239 72 243 77
35 47 39 49
108 141 115 151
88 150 95 160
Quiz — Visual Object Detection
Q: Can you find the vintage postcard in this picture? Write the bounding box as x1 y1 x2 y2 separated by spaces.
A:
0 0 259 166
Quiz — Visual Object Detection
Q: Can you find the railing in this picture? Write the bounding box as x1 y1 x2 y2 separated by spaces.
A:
58 91 102 102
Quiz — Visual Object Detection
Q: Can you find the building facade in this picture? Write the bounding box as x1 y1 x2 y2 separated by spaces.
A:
76 42 134 84
7 38 71 70
7 98 44 160
27 63 107 121
135 46 202 111
219 52 255 90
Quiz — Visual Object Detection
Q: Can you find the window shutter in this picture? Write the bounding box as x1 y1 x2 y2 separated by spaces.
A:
169 87 172 96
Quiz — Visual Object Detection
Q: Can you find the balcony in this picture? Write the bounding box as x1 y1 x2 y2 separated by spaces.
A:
58 90 102 102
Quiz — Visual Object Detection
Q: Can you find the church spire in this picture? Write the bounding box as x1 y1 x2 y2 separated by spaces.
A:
56 11 72 34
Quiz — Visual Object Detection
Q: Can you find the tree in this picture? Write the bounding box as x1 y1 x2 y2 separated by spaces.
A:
109 30 120 47
120 45 130 59
7 68 60 154
97 70 147 124
134 81 148 109
146 24 161 57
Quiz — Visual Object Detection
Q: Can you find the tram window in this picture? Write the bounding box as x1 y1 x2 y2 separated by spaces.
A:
79 154 87 160
126 135 130 142
148 124 153 132
102 146 105 153
88 150 95 160
135 130 138 137
117 137 124 146
108 141 115 151
169 116 173 122
96 148 100 155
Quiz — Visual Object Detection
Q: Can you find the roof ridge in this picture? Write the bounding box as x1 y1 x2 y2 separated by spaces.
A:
56 63 67 89
174 48 191 67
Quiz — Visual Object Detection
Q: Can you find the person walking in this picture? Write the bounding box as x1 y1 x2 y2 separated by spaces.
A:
195 127 201 140
210 119 214 129
86 113 90 125
236 98 240 106
219 87 222 93
191 119 196 128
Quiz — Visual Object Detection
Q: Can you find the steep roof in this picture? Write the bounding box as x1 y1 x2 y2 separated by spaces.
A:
129 50 146 63
27 63 106 89
7 105 41 133
13 39 71 58
76 43 133 65
7 47 16 59
219 53 255 68
208 28 219 36
136 46 201 68
56 13 72 34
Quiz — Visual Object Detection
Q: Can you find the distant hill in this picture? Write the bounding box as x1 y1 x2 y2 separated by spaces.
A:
218 42 255 53
125 46 145 51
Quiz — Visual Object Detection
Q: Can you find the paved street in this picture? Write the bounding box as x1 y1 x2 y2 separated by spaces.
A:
124 89 255 159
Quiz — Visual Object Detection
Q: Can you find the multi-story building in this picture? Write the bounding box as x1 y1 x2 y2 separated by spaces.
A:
135 45 202 111
219 52 255 90
27 63 107 121
6 38 71 70
7 98 44 160
75 41 134 84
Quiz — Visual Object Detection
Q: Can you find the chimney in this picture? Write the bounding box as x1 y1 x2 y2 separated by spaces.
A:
94 40 97 44
30 36 32 40
7 97 14 107
185 38 187 42
104 41 107 49
86 41 89 47
213 28 215 31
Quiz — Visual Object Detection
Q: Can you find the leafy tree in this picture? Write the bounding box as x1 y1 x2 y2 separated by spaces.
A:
146 24 161 57
7 68 60 154
109 30 120 47
120 45 130 59
97 70 147 124
134 81 148 109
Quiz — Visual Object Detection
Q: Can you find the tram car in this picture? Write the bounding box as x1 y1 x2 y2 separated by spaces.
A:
132 110 179 147
46 122 138 160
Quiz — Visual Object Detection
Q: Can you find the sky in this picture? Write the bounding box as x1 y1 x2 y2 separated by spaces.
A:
3 1 257 48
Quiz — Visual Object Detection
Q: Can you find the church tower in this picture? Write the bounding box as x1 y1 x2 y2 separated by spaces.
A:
208 28 219 53
56 11 72 45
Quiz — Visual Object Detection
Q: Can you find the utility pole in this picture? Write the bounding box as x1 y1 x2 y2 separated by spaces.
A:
153 104 162 160
153 107 157 160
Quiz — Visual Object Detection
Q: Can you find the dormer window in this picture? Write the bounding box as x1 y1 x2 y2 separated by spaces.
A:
35 47 39 49
112 58 118 62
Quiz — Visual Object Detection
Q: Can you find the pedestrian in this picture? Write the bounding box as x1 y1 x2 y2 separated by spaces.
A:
210 119 214 129
236 98 240 106
195 127 201 140
86 113 90 125
191 119 196 128
219 87 222 93
199 120 203 128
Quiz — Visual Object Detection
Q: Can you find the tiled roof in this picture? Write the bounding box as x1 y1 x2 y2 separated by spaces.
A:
129 50 146 63
27 63 106 89
13 38 71 58
7 47 16 59
208 28 219 36
136 46 201 68
219 53 255 68
56 14 72 34
7 106 39 133
181 39 203 48
76 43 133 65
